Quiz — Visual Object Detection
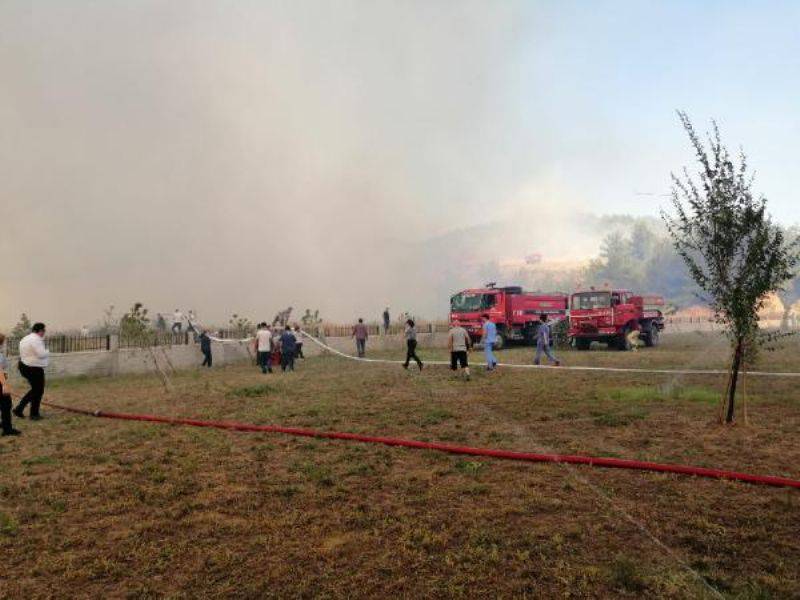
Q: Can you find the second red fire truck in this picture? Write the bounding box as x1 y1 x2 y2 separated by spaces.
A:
568 288 665 350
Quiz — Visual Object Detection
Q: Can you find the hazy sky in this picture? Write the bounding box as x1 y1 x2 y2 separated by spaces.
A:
2 1 799 328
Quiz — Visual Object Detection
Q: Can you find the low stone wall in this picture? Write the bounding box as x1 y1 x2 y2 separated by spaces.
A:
3 332 451 382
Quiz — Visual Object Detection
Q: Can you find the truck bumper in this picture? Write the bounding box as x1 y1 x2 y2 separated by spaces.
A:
571 328 618 338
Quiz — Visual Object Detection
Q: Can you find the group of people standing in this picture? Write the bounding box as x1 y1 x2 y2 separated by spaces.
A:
254 324 304 374
0 323 50 437
155 309 198 334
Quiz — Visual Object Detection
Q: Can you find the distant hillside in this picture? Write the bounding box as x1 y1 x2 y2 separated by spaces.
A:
391 212 651 318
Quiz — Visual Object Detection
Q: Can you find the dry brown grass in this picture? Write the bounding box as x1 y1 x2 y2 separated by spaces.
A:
1 332 799 599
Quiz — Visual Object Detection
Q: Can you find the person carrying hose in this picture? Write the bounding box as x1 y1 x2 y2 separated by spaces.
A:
15 322 50 420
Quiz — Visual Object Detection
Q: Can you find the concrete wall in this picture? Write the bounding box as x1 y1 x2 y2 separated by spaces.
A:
2 331 450 382
303 331 449 357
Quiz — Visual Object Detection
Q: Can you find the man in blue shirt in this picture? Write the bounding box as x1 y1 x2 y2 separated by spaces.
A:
481 314 498 371
279 328 297 372
534 314 561 366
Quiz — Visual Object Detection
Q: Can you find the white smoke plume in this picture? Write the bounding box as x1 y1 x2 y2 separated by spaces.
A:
0 2 665 328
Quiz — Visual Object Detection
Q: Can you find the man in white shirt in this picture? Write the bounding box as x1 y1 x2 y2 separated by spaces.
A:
448 324 472 380
172 309 183 333
14 322 49 420
255 323 273 374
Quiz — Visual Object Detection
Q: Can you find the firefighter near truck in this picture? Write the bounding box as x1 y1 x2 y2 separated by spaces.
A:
569 288 665 351
449 284 569 349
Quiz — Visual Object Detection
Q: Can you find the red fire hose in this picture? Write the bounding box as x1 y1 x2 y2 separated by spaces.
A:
43 401 800 490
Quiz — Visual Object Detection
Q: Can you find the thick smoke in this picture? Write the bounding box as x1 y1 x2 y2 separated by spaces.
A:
0 2 611 328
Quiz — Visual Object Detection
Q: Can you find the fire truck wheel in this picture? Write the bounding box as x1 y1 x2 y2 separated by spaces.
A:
493 333 506 350
575 338 591 351
644 326 660 347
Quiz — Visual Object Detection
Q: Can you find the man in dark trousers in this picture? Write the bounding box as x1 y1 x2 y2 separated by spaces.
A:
353 318 369 357
382 308 391 333
199 330 213 367
255 323 273 374
15 322 49 420
279 327 297 372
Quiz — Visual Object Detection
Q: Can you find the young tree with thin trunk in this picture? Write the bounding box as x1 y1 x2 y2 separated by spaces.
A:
662 112 799 423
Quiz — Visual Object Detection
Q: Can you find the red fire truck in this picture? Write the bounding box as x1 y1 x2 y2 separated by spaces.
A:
449 284 569 349
569 288 665 350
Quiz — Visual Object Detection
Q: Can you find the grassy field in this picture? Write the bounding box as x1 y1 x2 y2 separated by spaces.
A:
1 332 799 599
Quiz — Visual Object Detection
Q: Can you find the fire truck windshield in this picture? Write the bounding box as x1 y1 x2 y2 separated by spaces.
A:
450 293 496 313
572 291 611 310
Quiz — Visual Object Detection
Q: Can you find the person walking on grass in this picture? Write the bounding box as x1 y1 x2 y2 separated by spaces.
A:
534 314 560 366
383 307 391 334
14 322 49 420
448 323 472 380
353 318 368 358
255 323 273 374
0 333 21 436
199 330 212 367
481 314 498 371
402 319 424 371
294 325 304 359
280 327 297 372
